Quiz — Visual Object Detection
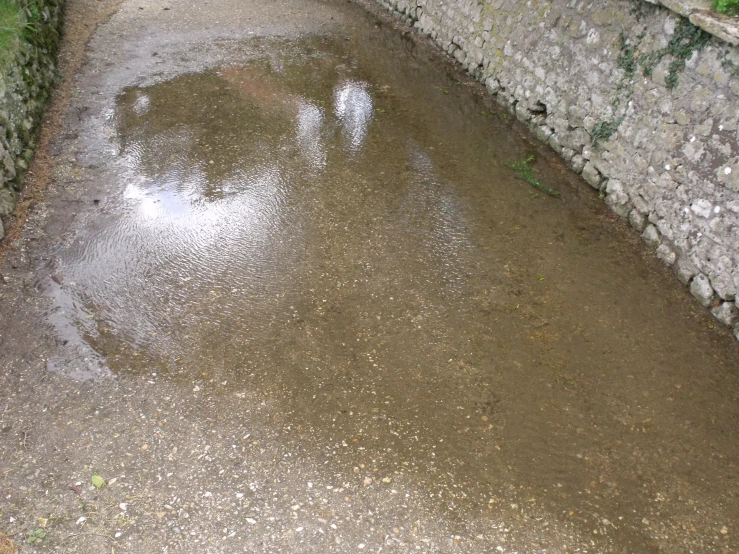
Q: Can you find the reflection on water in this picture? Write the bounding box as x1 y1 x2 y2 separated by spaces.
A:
49 39 388 368
296 101 326 169
334 80 373 150
131 93 150 116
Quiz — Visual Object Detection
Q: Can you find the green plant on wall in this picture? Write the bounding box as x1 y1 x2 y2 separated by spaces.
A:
713 0 739 16
591 116 625 148
0 1 24 58
0 0 51 67
591 13 711 148
637 18 711 89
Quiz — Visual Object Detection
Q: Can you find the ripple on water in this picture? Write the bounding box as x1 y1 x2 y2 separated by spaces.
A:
48 41 391 373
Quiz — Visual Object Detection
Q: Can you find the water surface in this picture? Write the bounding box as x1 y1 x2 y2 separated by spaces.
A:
45 27 739 553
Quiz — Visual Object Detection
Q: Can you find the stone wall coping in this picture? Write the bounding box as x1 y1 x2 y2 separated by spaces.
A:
645 0 739 45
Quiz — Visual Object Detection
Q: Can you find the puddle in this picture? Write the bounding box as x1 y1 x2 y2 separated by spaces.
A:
43 29 739 552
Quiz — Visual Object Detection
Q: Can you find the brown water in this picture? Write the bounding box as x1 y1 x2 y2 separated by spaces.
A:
43 25 739 553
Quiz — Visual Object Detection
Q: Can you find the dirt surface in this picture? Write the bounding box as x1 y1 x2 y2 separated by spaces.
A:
1 0 739 553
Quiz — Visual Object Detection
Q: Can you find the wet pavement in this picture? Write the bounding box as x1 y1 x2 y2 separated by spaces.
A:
1 0 739 552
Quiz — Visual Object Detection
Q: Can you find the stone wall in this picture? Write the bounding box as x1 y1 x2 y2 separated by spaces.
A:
0 0 64 240
372 0 739 341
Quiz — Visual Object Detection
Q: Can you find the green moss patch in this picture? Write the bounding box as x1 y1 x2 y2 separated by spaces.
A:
713 0 739 16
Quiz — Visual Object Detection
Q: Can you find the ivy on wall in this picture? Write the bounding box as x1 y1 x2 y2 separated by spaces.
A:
591 5 711 148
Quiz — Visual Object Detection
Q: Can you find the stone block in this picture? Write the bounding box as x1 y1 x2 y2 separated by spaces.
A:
0 187 17 216
712 301 738 327
656 244 677 266
582 162 602 189
690 273 715 308
629 209 647 232
642 224 661 250
675 256 698 285
570 154 585 174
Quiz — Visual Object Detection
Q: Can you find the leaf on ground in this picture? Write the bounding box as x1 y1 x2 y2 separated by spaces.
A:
91 474 105 489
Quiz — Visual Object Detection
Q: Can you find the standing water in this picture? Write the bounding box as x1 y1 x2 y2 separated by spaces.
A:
36 3 739 552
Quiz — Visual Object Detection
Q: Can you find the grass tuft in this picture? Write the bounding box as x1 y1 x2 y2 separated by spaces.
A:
507 155 560 197
0 0 47 68
714 0 739 16
0 1 24 62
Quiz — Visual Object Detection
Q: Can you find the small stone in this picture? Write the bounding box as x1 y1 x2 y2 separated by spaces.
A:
674 257 698 285
570 154 585 174
690 199 712 218
712 302 738 327
628 209 647 232
0 188 17 216
641 224 660 249
675 110 691 126
535 125 553 142
485 77 500 94
656 244 676 266
709 266 736 300
690 274 714 308
604 182 631 217
548 134 563 154
582 162 602 189
515 103 531 123
721 525 728 535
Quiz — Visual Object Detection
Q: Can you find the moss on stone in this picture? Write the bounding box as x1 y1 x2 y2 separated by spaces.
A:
0 0 63 219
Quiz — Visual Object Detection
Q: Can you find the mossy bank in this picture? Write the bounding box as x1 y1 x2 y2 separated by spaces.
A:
374 0 739 341
0 0 63 240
